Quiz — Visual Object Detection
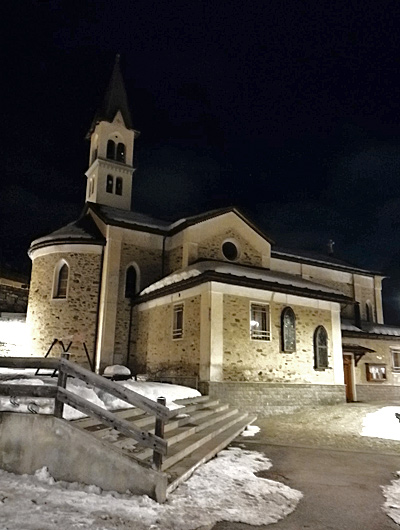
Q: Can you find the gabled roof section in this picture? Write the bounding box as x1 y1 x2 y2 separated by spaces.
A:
137 260 351 304
88 203 171 234
88 203 275 244
29 210 106 255
272 247 383 276
86 54 133 138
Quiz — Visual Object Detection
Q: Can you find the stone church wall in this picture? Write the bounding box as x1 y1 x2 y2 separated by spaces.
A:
113 242 163 363
222 294 336 384
197 229 263 267
133 295 201 378
27 252 101 366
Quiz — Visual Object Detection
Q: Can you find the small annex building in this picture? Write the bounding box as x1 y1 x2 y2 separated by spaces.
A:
26 57 400 414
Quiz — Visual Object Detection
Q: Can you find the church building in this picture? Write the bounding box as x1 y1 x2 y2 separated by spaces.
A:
26 57 400 414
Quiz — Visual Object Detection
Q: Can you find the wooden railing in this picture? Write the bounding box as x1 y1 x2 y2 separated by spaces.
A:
0 356 176 470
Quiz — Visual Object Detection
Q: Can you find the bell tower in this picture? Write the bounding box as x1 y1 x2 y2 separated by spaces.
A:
85 55 139 210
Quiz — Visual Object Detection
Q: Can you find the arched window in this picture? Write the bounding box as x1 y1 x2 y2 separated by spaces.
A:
366 301 373 322
106 175 114 193
116 142 125 163
116 177 123 196
54 263 69 299
314 326 328 369
281 307 296 352
107 140 116 160
125 265 139 298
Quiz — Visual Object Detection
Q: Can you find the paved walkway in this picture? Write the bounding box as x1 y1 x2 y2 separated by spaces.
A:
209 403 400 529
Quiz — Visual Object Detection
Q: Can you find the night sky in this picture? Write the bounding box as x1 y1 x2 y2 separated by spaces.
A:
3 1 400 321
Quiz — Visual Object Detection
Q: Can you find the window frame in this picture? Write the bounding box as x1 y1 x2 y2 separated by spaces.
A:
107 139 116 160
116 142 126 163
281 306 296 353
313 325 329 370
53 261 69 300
391 348 400 372
221 238 240 262
250 302 271 341
366 363 387 382
125 263 140 298
172 303 184 340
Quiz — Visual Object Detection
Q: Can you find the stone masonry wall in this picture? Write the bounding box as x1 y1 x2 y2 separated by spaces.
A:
199 382 346 416
343 335 400 392
27 252 101 365
197 229 263 267
167 246 183 274
223 295 336 384
113 242 163 363
134 295 201 378
0 284 29 313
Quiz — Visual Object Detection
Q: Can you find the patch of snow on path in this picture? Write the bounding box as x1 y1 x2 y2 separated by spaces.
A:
0 448 302 529
361 406 400 441
382 471 400 524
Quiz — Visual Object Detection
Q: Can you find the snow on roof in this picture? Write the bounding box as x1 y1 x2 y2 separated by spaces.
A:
341 319 400 337
30 215 105 252
140 260 348 299
90 203 171 231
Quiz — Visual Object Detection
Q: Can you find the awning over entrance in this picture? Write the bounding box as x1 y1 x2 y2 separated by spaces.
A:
342 343 375 366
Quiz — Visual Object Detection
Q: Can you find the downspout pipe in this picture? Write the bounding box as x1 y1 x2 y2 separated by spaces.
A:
93 245 105 373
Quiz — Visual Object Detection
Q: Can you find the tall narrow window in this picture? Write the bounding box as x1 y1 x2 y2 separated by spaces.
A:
173 304 184 339
281 307 296 352
116 142 125 163
392 348 400 371
314 326 328 369
106 175 114 193
107 140 115 160
116 177 123 196
54 263 69 299
125 266 137 298
250 303 270 340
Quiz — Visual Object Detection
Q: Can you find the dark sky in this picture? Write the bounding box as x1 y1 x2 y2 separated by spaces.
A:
3 1 400 321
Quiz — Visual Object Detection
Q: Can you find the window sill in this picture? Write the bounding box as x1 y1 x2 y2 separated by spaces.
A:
314 367 331 371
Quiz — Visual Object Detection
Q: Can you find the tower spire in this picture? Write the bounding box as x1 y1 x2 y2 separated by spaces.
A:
86 54 133 138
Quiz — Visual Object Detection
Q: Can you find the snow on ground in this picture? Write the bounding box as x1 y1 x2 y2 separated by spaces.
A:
0 372 201 419
382 472 400 525
240 424 261 437
361 406 400 441
0 447 302 530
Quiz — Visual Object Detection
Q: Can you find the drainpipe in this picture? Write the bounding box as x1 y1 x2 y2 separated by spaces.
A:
93 245 105 373
127 296 135 375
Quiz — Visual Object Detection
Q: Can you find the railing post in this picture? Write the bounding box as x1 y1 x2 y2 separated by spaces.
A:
153 396 166 471
54 353 70 419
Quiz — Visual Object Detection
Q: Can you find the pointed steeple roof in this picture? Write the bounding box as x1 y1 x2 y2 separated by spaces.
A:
86 54 133 138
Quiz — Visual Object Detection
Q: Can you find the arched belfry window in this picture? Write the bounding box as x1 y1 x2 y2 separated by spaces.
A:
116 142 125 163
106 175 114 193
314 326 328 369
54 262 69 299
116 177 123 196
281 307 296 352
125 264 140 298
107 140 116 160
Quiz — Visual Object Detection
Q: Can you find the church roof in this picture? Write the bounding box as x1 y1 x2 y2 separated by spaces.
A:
272 247 382 276
29 213 105 255
86 55 133 138
88 203 274 243
137 260 352 304
341 319 400 338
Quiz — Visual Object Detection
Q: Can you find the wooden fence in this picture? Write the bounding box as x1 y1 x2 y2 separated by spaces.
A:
0 356 176 470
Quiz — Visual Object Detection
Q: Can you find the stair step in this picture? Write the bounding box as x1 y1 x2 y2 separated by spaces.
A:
107 403 231 450
166 414 257 494
130 407 238 460
173 395 211 406
72 407 143 429
156 411 250 470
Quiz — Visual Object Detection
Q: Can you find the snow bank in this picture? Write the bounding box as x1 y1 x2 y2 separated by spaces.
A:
382 471 400 524
0 374 201 419
361 406 400 441
0 447 302 529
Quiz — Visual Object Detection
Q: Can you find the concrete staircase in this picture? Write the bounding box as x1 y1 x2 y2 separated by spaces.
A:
72 395 256 494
